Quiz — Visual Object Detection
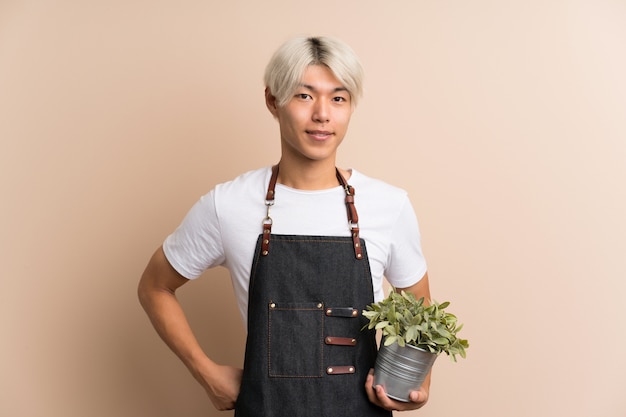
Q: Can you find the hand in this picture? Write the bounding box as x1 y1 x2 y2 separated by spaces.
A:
365 369 429 411
195 362 243 411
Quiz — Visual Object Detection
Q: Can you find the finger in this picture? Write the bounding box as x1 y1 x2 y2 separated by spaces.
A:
374 385 403 411
404 388 428 410
409 390 420 403
364 370 379 404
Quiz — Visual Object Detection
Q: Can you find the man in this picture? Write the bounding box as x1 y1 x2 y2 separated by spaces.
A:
138 36 431 415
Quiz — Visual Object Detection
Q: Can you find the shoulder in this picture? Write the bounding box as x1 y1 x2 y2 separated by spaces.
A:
347 169 415 228
215 166 272 195
349 169 408 201
212 165 272 200
211 166 271 225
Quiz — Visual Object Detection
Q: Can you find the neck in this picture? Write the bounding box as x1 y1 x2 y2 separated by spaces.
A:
276 158 341 190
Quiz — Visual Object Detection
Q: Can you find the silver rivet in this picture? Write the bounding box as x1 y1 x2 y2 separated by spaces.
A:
355 243 360 247
317 303 323 309
349 367 354 373
269 302 275 308
326 309 332 315
357 253 362 259
327 367 333 374
351 339 356 344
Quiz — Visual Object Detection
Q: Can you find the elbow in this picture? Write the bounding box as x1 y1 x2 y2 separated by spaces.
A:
137 273 151 310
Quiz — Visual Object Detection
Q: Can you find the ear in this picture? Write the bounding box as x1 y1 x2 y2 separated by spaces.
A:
265 87 279 118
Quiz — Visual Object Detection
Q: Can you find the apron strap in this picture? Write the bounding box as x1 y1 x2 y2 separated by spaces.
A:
336 170 363 260
262 165 363 260
261 165 279 256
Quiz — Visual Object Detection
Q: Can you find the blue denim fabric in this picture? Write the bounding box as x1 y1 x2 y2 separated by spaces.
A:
235 234 392 417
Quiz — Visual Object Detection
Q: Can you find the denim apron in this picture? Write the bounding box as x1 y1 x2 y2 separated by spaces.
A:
234 166 391 417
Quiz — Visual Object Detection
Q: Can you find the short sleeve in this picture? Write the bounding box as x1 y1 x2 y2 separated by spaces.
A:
162 190 226 279
384 197 428 288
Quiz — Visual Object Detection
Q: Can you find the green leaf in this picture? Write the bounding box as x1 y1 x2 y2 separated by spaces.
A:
374 321 389 330
405 325 418 342
437 328 452 339
384 336 397 346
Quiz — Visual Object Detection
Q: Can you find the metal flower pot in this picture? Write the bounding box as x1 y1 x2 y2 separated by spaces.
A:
373 340 438 402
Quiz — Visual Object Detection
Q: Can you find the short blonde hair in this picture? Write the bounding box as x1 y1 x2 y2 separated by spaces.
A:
264 36 364 107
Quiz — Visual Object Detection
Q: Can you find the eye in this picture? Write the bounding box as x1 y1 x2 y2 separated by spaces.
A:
296 93 312 100
333 96 349 103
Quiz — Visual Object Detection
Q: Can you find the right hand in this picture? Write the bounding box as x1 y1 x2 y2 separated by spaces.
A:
196 363 243 410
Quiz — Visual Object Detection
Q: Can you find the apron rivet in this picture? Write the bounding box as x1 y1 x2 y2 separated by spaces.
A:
317 303 323 309
269 302 275 308
262 250 268 256
263 239 269 244
326 337 332 343
357 253 362 259
326 309 332 315
349 367 354 372
327 367 334 374
351 310 358 317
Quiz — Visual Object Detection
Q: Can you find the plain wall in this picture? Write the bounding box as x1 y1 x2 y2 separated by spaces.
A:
1 1 625 416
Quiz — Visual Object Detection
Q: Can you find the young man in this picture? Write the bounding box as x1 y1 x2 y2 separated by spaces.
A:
138 36 431 415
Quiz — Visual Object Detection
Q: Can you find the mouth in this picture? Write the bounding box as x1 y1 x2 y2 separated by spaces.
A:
306 130 333 140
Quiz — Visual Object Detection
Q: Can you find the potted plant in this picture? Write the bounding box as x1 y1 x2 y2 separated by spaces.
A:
362 289 469 402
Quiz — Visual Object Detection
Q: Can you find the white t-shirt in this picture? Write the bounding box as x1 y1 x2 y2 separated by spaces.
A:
163 166 427 324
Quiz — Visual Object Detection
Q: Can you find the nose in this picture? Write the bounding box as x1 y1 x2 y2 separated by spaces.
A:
312 100 330 123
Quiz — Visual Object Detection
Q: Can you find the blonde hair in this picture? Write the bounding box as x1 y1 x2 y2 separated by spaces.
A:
264 36 364 107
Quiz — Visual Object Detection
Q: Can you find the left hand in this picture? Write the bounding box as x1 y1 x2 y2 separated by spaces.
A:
365 369 429 411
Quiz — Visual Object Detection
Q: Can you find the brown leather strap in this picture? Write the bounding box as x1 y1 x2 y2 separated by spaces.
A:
336 170 363 260
325 336 357 346
326 365 355 375
261 165 279 256
266 164 279 202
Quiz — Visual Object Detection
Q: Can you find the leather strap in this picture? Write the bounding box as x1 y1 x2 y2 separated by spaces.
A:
262 164 363 260
265 164 279 202
261 165 279 256
325 336 357 346
326 365 355 375
336 170 363 260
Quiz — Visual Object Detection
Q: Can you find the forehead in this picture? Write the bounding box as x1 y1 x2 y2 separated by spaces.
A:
298 65 347 92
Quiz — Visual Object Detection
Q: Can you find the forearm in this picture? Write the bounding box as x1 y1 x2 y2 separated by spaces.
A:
138 283 213 377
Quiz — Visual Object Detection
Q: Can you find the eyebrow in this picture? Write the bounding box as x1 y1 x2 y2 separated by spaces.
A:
299 83 349 94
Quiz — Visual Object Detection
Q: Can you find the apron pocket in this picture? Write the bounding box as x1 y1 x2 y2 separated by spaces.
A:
268 301 324 377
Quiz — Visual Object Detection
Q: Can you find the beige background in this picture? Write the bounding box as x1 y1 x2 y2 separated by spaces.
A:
2 1 625 416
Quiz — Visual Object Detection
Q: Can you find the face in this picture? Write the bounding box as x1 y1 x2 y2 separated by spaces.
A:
266 65 354 166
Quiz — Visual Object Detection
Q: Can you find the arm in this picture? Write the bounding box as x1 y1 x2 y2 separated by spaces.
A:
365 272 432 412
137 246 242 410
